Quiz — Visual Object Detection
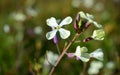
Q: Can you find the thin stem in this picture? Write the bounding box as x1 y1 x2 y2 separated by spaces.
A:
56 43 60 54
15 22 24 70
63 42 68 50
81 62 87 75
49 33 81 75
29 62 35 75
75 40 81 43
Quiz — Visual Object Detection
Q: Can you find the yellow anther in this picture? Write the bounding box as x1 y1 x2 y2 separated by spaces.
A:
56 25 61 30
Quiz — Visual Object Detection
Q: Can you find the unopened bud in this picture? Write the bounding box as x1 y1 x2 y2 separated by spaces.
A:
91 29 105 40
67 53 74 58
83 37 93 42
74 12 92 33
85 22 91 28
74 13 80 30
53 36 58 44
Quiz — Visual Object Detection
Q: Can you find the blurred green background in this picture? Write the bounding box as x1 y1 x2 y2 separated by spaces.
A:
0 0 120 75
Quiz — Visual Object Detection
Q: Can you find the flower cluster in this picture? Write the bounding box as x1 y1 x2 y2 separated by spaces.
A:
74 11 105 41
45 11 105 74
46 11 105 61
79 11 103 28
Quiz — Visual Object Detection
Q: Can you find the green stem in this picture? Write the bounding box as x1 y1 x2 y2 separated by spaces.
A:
81 62 87 75
56 43 60 54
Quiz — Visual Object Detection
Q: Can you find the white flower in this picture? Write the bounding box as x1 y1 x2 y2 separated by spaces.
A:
90 48 104 61
3 24 10 33
79 11 103 28
74 46 90 62
44 51 59 66
88 61 103 75
91 29 105 40
106 61 115 69
34 26 42 34
26 8 38 17
83 0 94 8
67 46 104 62
11 12 26 21
71 0 81 8
46 16 72 40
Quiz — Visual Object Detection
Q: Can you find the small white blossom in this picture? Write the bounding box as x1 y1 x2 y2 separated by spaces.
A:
3 24 10 33
34 26 42 34
11 12 26 21
106 61 115 69
104 62 115 75
26 8 38 17
44 51 59 66
70 46 90 62
79 11 103 28
88 61 103 75
46 16 72 40
67 46 104 62
91 29 105 40
90 48 104 61
74 46 90 62
83 0 94 8
71 0 81 8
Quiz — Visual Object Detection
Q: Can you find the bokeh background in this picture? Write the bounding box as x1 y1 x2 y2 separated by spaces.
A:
0 0 120 75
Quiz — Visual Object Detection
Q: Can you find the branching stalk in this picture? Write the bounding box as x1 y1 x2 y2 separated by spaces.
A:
49 33 81 75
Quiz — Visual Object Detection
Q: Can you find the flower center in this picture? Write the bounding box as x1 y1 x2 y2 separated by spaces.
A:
56 25 61 30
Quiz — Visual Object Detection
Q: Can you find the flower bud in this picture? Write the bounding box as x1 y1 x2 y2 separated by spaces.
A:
79 11 103 28
53 36 58 44
91 29 105 40
90 48 104 61
85 22 91 28
67 53 74 58
83 37 93 42
74 12 91 33
74 13 80 30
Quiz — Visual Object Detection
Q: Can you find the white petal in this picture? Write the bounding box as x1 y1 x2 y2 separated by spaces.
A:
59 16 72 26
79 11 87 19
80 47 88 53
46 51 59 65
46 30 57 40
93 21 103 28
86 13 94 20
90 48 104 61
80 53 90 62
91 29 105 40
46 17 58 27
88 61 103 74
67 53 74 58
74 46 81 57
59 28 70 39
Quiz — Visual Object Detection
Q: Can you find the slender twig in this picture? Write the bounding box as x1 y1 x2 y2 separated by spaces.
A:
15 22 24 69
81 62 87 75
49 33 81 75
63 42 68 50
29 62 35 75
56 43 61 54
15 42 24 69
75 40 81 43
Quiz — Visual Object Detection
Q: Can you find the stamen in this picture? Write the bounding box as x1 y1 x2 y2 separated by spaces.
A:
56 25 61 30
